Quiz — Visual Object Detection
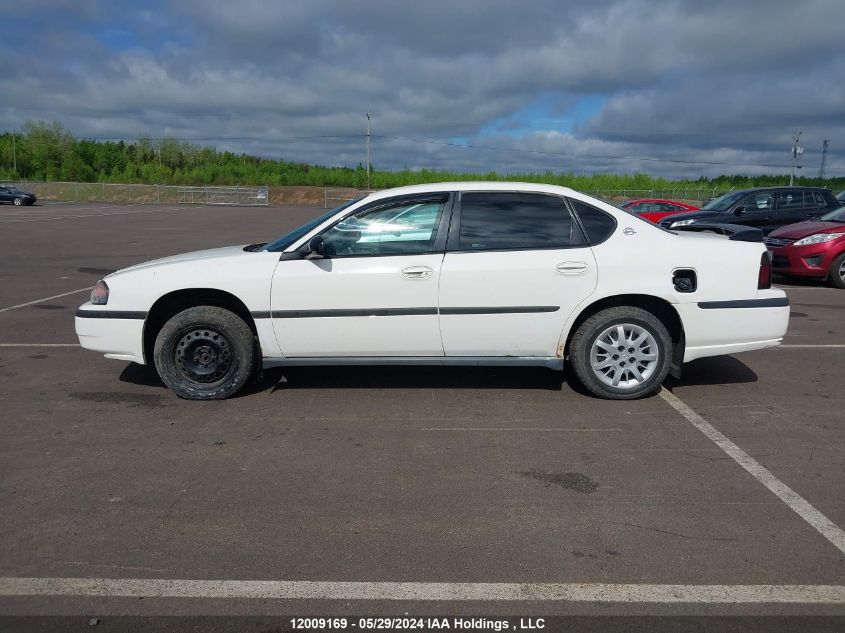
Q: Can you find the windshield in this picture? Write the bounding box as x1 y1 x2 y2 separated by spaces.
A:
701 191 746 212
820 207 845 223
262 199 361 252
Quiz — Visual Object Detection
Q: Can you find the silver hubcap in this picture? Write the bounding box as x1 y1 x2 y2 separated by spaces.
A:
590 323 659 389
839 259 845 282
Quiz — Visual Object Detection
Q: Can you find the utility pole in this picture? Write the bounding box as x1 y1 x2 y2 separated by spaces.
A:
12 130 16 176
365 112 371 191
819 139 829 179
789 130 804 186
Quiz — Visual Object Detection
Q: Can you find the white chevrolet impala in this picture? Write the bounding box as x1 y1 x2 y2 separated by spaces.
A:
75 182 790 400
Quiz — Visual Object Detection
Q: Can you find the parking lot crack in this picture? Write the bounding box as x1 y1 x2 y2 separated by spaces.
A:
623 522 739 542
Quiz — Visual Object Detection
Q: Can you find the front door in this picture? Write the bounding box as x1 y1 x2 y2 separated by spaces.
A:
270 194 451 357
438 192 598 356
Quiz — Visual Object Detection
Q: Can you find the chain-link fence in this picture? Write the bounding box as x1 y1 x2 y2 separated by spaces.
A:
1 181 269 206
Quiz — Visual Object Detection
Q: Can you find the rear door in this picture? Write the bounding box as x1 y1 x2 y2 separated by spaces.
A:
774 190 815 230
438 191 598 357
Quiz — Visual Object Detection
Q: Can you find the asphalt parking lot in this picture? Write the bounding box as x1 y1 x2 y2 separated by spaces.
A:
0 202 843 626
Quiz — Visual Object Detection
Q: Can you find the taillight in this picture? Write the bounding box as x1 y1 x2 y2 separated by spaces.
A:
758 252 772 289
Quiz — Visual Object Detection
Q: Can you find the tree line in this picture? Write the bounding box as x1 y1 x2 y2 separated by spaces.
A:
1 120 842 192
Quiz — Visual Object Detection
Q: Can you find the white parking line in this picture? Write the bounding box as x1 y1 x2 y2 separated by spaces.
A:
0 343 80 347
422 427 622 432
0 577 843 603
0 287 92 313
660 388 845 555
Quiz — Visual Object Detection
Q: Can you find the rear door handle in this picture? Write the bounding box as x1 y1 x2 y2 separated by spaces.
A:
556 261 588 274
401 265 433 279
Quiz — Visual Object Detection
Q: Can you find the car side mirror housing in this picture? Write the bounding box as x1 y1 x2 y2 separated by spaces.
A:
733 206 748 216
305 235 325 259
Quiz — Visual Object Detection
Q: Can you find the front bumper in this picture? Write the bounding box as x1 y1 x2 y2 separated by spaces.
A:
767 243 839 278
75 305 145 363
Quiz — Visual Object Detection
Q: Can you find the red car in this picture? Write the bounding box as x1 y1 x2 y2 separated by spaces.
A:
621 198 700 223
765 205 845 288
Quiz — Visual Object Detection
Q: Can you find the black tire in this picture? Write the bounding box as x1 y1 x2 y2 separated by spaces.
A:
13 197 23 206
568 306 672 400
828 252 845 289
153 306 256 400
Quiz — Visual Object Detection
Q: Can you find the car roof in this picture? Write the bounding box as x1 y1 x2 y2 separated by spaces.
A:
729 186 830 195
362 181 579 203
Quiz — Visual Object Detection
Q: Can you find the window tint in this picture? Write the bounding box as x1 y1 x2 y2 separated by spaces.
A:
778 191 805 210
742 192 774 210
322 198 445 256
457 192 582 250
568 199 617 244
811 191 828 208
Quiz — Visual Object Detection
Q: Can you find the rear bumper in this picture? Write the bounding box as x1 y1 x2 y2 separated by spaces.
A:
75 306 145 363
676 293 790 362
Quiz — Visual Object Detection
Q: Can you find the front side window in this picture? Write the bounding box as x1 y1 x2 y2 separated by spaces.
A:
742 192 775 210
456 192 583 251
322 198 446 257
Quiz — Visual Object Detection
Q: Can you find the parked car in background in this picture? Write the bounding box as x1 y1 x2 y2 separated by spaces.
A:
0 185 37 206
765 205 845 288
660 187 841 235
76 182 789 402
836 190 845 206
621 198 699 223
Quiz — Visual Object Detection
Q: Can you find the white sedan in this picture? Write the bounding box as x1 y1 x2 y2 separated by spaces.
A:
75 182 789 400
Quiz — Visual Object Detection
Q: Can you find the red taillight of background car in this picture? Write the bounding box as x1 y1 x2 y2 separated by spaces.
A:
758 252 772 289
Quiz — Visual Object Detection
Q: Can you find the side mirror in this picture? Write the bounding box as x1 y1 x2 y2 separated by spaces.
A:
305 234 325 259
733 206 748 216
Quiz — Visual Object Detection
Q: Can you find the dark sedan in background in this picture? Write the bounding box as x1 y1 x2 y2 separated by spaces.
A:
659 186 841 235
0 185 37 206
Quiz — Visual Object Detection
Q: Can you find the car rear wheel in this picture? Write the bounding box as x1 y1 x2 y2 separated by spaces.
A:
829 252 845 289
13 197 23 206
153 306 256 400
568 306 672 399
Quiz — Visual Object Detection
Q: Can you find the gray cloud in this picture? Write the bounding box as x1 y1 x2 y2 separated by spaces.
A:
2 0 844 178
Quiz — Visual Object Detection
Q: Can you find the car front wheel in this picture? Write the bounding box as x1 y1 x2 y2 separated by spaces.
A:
13 197 23 206
568 306 672 399
153 306 256 400
829 252 845 289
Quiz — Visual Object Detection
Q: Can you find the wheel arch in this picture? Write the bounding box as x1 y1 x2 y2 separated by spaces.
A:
142 288 258 365
561 293 685 377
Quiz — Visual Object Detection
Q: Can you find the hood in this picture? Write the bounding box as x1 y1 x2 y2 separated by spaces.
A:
109 245 252 276
768 220 845 240
659 210 724 225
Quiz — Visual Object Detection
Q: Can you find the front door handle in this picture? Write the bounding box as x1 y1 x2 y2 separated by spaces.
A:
556 261 588 275
401 265 433 279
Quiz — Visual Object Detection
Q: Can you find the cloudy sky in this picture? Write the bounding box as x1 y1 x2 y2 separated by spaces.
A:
2 0 844 178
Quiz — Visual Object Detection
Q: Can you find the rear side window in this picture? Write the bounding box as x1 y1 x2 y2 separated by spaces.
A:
456 192 584 250
778 191 804 210
568 199 617 244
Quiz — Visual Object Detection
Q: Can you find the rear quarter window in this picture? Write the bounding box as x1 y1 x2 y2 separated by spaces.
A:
568 199 618 244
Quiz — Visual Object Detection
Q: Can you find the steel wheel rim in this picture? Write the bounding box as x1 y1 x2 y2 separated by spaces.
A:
173 327 234 385
590 323 659 389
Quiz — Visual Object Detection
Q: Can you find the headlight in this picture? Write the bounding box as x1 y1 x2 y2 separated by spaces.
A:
90 279 109 305
670 219 695 228
793 233 842 247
